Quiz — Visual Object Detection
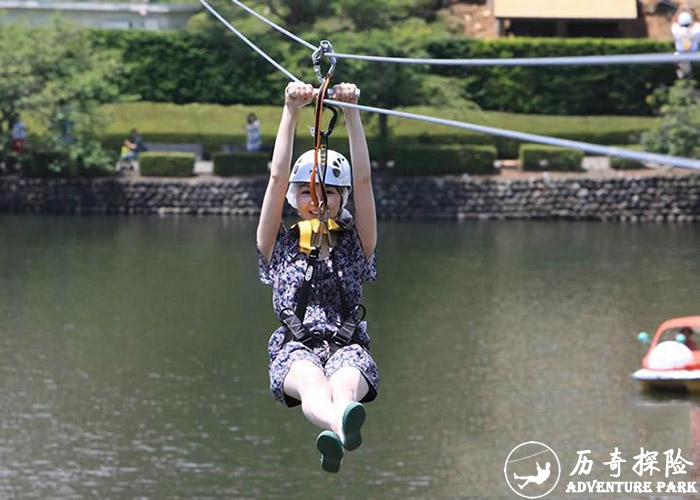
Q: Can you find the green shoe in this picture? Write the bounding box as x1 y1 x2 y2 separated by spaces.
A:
316 430 344 473
341 402 366 451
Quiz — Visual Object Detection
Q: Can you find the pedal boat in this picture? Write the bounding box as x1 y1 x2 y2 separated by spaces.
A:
631 316 700 392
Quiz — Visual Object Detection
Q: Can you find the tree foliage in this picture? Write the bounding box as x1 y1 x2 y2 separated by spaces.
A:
641 79 700 158
0 20 125 170
191 0 438 33
327 0 437 31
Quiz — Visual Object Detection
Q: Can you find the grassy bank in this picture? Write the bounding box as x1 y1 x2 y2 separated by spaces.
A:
97 102 659 159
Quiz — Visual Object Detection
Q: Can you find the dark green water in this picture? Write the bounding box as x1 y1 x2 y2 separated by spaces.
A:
1 215 699 499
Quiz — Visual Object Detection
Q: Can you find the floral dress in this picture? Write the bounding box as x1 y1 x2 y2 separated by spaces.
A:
258 223 379 407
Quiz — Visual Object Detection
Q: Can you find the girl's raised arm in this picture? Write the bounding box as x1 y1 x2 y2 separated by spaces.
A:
257 82 314 262
334 83 376 259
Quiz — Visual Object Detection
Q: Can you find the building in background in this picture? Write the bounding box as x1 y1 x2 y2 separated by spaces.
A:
0 1 201 30
495 0 641 37
452 0 700 40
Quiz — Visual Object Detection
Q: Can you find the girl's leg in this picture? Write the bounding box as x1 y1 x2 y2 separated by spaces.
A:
329 367 369 450
329 366 369 416
283 360 338 432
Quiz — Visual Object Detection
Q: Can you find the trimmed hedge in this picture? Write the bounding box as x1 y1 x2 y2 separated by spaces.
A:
213 152 269 176
99 128 647 163
520 145 584 172
392 145 497 176
427 38 677 115
139 152 195 177
609 145 647 170
90 29 291 105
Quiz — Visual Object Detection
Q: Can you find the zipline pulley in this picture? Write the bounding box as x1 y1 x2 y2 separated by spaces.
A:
312 40 337 85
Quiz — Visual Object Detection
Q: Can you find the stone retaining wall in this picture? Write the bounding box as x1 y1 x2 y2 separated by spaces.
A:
1 174 699 221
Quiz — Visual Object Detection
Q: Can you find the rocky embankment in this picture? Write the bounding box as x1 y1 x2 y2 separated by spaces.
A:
1 172 699 221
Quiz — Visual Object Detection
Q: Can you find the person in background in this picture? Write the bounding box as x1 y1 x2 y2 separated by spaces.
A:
246 113 262 152
679 327 697 351
11 115 28 154
118 129 145 172
671 3 700 79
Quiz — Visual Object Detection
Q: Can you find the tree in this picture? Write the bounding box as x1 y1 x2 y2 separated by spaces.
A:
192 0 437 32
188 0 333 32
0 20 124 171
330 0 437 30
641 79 700 159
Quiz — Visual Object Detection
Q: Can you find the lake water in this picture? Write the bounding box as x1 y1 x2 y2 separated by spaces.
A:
1 215 699 499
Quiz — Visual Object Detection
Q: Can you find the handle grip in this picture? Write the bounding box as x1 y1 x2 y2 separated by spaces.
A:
287 87 361 99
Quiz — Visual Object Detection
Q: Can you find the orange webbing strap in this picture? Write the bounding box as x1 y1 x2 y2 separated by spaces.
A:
311 75 333 217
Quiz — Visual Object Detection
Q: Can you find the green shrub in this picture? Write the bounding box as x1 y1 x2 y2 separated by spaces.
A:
0 153 26 176
610 156 647 170
213 152 269 176
641 79 700 158
25 151 77 177
520 144 584 172
608 145 647 170
392 145 497 176
139 152 195 177
23 150 115 178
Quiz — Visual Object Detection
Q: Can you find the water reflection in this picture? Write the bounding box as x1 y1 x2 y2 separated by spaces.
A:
0 216 698 498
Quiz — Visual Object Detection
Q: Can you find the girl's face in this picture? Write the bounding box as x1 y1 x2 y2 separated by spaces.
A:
296 183 342 220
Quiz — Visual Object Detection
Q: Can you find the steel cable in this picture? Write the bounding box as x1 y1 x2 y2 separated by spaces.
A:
327 51 700 67
199 0 301 81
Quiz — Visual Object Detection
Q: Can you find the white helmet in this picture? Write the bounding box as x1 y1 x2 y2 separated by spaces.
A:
679 12 693 27
286 149 352 208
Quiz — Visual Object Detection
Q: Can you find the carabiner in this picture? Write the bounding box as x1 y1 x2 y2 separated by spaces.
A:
322 104 339 140
312 40 337 85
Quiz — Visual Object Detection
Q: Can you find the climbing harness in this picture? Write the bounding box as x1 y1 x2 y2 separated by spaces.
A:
278 40 366 353
279 242 367 354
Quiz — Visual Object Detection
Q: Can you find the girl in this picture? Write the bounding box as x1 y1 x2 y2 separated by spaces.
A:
246 113 262 152
256 81 378 473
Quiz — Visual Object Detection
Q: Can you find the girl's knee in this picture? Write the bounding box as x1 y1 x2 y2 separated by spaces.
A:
286 360 329 391
330 366 369 400
329 366 362 384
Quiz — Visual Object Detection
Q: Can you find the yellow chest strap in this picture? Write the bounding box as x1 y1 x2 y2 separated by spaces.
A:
293 218 342 254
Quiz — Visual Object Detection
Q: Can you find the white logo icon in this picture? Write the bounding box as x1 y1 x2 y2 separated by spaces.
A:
504 441 561 498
